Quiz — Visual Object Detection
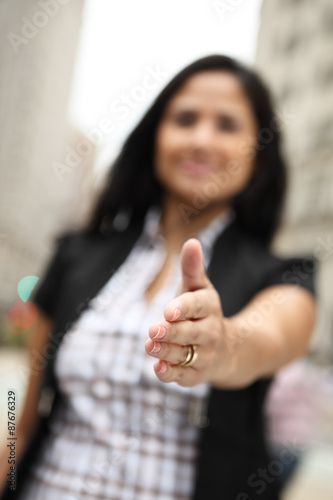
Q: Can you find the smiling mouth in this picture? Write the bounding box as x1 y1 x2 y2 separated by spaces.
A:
182 160 215 176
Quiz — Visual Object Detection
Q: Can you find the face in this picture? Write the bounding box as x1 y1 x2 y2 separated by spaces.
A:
154 71 259 211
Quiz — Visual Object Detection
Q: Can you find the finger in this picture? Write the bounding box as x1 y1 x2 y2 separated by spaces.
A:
153 360 200 386
148 317 213 346
179 238 211 293
164 288 218 322
145 338 192 365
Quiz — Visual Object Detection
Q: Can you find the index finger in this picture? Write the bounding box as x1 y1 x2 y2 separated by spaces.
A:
164 288 214 322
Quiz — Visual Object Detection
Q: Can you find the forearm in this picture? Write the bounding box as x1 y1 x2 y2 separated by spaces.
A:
211 285 316 389
0 311 51 495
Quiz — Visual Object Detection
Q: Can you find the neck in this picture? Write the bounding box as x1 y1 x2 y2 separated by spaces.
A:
159 193 232 253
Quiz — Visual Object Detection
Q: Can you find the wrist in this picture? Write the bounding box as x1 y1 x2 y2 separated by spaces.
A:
209 317 242 389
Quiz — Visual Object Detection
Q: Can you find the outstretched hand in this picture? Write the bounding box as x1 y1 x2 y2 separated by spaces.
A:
145 238 231 387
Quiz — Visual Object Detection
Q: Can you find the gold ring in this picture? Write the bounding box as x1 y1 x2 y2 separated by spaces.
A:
179 344 198 367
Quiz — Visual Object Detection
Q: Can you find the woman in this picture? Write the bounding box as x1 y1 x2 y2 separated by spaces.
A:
0 55 316 499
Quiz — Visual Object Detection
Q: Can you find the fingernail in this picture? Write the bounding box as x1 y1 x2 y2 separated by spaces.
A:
152 325 167 340
151 341 161 354
172 307 181 321
157 361 168 374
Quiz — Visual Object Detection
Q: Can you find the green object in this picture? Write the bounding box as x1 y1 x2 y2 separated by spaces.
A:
17 276 39 302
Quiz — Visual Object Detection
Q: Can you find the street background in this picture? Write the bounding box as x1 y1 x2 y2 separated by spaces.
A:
1 1 333 498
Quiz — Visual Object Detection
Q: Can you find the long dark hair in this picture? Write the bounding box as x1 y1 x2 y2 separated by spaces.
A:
86 55 286 246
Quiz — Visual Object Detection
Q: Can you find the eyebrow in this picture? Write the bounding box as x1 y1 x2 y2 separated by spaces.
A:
168 106 244 122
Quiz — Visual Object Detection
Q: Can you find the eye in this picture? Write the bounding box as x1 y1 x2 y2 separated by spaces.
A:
173 110 197 126
217 115 240 132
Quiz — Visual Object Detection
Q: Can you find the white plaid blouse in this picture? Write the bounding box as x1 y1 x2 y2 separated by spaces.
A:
22 207 234 500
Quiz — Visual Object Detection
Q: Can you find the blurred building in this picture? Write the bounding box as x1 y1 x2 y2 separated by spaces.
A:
255 0 333 363
0 0 96 331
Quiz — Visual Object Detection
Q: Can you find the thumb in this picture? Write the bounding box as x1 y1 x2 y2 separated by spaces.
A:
179 238 210 293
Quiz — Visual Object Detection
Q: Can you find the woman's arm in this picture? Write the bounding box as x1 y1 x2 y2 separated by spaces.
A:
210 284 316 388
145 239 316 389
0 309 54 496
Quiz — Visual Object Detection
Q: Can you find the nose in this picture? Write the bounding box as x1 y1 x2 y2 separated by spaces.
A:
189 120 215 152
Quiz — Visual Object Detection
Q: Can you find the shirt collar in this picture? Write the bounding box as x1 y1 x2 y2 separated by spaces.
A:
196 208 235 266
141 205 235 266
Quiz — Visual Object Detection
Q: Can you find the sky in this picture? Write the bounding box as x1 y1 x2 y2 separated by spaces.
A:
68 0 263 176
